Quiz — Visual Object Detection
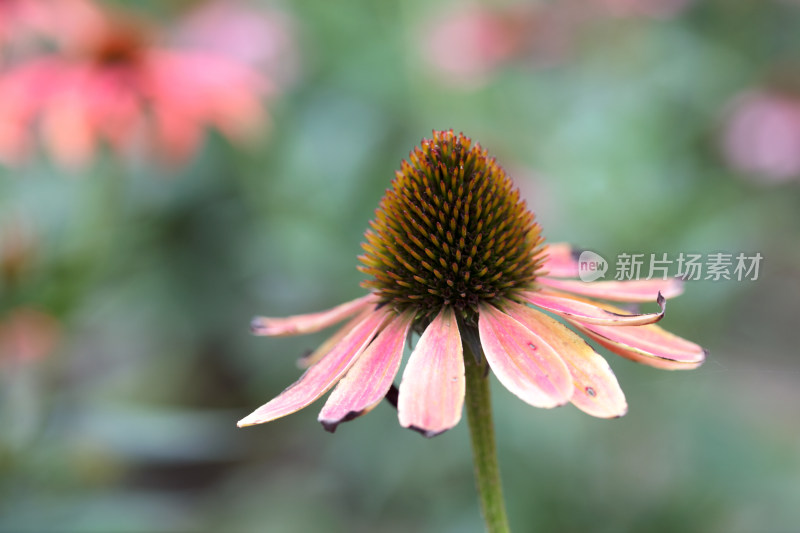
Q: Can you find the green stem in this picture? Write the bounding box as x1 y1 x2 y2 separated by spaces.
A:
464 346 511 533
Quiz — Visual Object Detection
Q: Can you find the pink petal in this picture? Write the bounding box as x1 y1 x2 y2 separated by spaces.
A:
318 311 415 431
478 302 573 409
208 88 267 144
0 119 29 165
296 307 374 369
538 277 684 302
251 294 377 337
541 243 579 278
145 50 268 149
398 307 465 437
0 65 42 163
88 70 141 152
40 74 97 168
237 308 389 427
503 302 627 418
521 289 666 326
151 101 203 164
570 318 706 370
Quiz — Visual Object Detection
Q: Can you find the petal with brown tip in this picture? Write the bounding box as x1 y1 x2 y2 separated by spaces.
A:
398 307 465 438
521 290 666 326
237 308 389 427
319 311 414 432
560 296 707 370
571 320 706 370
250 294 377 337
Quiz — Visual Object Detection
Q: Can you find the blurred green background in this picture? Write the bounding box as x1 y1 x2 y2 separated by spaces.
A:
2 0 799 532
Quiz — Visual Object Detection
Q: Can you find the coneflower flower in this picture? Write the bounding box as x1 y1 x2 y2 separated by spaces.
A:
240 130 705 437
0 6 267 168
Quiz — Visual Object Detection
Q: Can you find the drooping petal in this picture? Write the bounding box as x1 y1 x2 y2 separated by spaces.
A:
540 243 580 278
148 51 268 148
398 307 465 437
521 289 666 326
151 99 205 164
237 308 389 427
297 307 374 368
503 301 627 418
0 60 59 164
89 70 141 153
318 311 415 432
40 71 97 168
250 294 377 337
478 302 573 409
570 319 706 370
538 277 684 302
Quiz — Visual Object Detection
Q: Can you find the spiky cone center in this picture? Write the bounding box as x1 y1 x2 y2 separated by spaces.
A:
359 130 545 321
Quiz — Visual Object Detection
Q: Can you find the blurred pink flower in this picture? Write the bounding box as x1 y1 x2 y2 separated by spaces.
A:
174 0 299 89
722 89 800 184
0 308 60 365
0 6 271 168
420 4 589 88
422 8 519 87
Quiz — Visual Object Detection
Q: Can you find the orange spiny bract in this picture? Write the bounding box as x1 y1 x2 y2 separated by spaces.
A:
359 130 545 317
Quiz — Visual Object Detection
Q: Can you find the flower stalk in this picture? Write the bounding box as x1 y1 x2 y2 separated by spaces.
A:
464 343 510 533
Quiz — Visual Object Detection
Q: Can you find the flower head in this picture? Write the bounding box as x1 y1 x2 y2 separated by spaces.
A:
359 131 544 316
241 130 706 437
